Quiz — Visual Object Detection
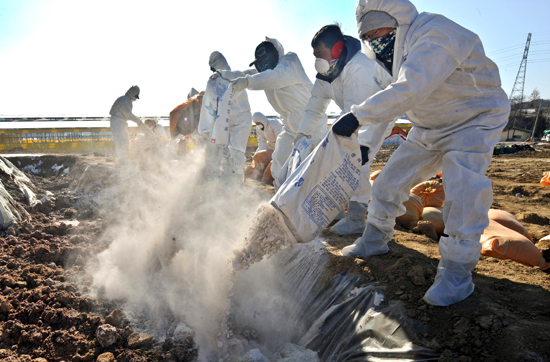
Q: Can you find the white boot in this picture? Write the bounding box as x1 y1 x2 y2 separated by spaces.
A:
423 236 481 306
341 222 390 257
330 201 368 235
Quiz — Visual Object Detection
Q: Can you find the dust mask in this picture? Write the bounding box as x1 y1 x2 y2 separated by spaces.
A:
315 58 335 76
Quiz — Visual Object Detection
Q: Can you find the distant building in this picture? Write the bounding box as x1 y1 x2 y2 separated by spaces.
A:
500 125 531 142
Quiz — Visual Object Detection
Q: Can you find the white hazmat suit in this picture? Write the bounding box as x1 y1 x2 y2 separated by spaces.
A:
342 0 511 307
151 122 169 141
253 112 283 153
109 85 143 161
298 35 395 235
210 51 253 177
236 37 325 183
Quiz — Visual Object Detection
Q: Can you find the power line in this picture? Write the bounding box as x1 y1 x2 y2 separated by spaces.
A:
487 43 526 56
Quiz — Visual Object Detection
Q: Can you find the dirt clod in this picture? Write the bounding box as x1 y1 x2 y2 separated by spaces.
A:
96 324 117 348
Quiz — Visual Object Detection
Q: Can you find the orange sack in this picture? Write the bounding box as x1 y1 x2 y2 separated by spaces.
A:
422 207 445 236
245 150 274 182
488 209 533 242
261 161 274 184
370 170 382 181
540 172 550 186
396 194 424 229
481 220 549 270
253 149 273 167
411 180 445 208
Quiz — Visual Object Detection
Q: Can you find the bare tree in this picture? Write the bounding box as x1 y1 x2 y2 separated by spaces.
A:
530 88 541 102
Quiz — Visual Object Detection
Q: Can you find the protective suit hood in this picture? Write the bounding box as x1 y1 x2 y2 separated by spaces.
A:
265 37 285 61
209 51 231 72
253 112 267 125
356 0 417 70
356 0 418 31
125 85 140 100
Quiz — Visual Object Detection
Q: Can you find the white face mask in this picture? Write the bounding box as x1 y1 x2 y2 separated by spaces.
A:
315 58 334 76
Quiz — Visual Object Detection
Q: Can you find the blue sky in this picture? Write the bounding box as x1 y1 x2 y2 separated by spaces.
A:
0 0 548 116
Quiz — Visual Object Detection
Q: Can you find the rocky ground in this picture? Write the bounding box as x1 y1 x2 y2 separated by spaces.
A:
0 145 549 362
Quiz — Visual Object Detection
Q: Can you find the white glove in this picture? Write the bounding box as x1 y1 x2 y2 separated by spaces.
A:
232 77 249 92
293 133 310 146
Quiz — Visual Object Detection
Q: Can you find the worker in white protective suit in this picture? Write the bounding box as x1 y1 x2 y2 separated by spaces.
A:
144 119 169 141
297 24 395 236
109 85 150 161
208 51 253 179
253 112 283 154
332 0 510 306
230 37 326 186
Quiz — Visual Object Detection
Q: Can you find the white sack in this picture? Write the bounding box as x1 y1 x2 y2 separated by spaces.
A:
198 77 232 146
271 130 363 243
210 83 233 146
276 136 318 187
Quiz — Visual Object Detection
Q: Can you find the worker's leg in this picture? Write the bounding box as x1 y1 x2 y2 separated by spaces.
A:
424 118 505 306
271 127 296 185
227 112 252 176
203 143 223 179
342 130 443 257
110 118 130 161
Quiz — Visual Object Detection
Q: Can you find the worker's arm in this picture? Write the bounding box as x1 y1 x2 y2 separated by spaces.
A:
296 80 331 136
246 54 302 91
256 132 267 153
118 97 143 125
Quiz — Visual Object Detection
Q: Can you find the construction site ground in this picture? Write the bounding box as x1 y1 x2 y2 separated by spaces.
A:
0 145 549 362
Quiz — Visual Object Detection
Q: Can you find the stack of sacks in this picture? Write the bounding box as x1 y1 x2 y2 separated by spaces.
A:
481 210 549 270
395 180 445 232
395 194 424 229
421 207 445 236
245 150 274 184
411 180 445 208
413 180 446 236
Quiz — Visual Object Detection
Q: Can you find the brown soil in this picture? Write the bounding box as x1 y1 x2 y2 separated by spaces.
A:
1 146 549 362
319 145 550 362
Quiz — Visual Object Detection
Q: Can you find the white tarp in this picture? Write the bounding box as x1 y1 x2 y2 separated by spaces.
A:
0 156 39 207
271 130 363 243
0 180 21 230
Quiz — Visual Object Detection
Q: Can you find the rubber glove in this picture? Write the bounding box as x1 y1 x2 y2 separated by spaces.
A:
360 145 370 165
332 112 360 137
212 71 230 81
292 133 310 146
232 77 249 92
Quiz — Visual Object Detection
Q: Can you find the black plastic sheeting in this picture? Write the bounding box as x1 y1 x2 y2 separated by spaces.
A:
231 242 440 361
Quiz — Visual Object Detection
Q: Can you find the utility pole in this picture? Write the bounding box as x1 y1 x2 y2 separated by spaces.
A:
508 33 531 140
530 99 543 141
